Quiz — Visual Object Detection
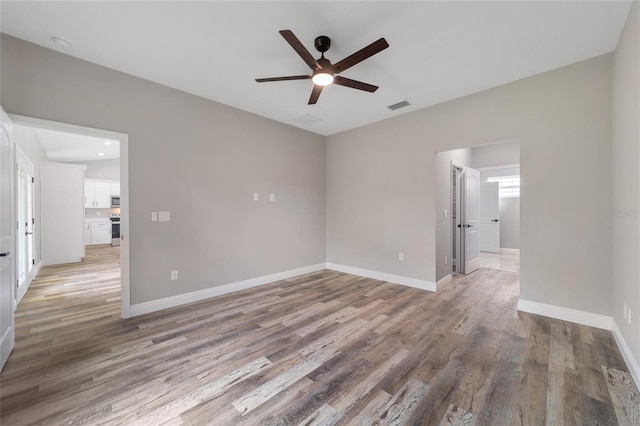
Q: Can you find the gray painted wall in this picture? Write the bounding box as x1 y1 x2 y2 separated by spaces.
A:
68 158 119 181
435 148 472 281
612 2 640 368
480 167 520 250
12 125 47 269
1 35 326 305
327 53 612 315
472 140 520 168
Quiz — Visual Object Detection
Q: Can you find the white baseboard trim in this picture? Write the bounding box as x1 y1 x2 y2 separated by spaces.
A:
32 260 43 281
500 248 520 254
611 320 640 390
130 263 326 317
517 299 612 330
436 274 452 290
326 263 436 292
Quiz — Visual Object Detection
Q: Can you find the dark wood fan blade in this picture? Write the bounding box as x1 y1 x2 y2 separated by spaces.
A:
333 76 378 92
333 38 389 74
255 75 311 82
308 85 323 105
279 30 321 70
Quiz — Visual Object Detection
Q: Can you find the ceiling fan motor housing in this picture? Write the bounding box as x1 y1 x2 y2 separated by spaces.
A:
314 36 331 53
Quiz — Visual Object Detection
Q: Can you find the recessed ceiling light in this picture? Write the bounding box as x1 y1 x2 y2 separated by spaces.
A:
98 153 105 156
51 36 71 49
104 141 112 146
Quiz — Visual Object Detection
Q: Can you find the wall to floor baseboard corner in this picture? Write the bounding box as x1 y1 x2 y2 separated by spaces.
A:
130 262 439 317
436 274 452 290
325 263 436 292
518 298 640 390
517 299 612 330
611 320 640 390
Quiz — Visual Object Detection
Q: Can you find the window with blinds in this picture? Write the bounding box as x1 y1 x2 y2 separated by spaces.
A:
487 175 520 198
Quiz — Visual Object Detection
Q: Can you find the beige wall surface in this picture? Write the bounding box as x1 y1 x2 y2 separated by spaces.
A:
471 140 520 169
327 53 613 315
612 2 640 366
1 35 326 304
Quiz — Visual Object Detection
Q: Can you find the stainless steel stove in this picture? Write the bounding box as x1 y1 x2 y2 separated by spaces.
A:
110 213 120 247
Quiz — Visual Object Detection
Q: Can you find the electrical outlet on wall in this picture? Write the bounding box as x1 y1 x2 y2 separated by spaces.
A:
628 309 631 325
445 255 448 265
398 252 404 262
624 303 627 319
171 270 178 281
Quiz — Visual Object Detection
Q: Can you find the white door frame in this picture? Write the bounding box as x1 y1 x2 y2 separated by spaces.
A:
15 145 36 305
1 108 16 371
451 161 464 274
9 114 131 319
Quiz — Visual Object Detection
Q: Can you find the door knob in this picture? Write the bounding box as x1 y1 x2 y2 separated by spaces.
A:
26 232 33 235
492 219 499 222
0 252 9 257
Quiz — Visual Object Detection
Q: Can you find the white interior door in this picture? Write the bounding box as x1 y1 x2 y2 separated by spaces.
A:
16 148 35 304
463 167 480 274
1 109 15 371
479 181 500 253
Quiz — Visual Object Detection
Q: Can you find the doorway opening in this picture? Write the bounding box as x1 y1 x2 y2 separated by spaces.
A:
435 140 521 284
9 115 130 318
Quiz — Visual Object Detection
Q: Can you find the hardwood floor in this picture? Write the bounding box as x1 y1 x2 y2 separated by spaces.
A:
1 246 639 425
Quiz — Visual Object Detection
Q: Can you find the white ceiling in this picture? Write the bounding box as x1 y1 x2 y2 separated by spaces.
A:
16 125 120 162
1 1 632 136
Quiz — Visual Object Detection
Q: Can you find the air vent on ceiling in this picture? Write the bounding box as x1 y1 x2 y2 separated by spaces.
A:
387 100 411 111
292 113 323 126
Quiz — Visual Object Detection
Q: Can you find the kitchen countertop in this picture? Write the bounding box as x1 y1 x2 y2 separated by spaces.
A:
85 218 111 223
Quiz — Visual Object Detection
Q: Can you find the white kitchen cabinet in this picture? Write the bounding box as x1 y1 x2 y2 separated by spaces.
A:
84 182 95 208
84 223 92 246
90 222 111 245
84 181 111 208
110 183 120 196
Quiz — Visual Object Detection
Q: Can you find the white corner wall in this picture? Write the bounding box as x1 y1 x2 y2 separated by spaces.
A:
327 53 613 316
611 1 640 385
40 162 85 265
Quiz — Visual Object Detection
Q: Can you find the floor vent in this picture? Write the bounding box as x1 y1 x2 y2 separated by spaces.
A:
292 114 323 126
387 100 411 111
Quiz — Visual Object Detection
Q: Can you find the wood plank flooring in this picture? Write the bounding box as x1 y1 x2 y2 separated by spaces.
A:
1 246 639 425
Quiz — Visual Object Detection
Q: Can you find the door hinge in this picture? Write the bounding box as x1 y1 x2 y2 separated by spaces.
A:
32 259 35 265
32 218 35 225
31 177 35 183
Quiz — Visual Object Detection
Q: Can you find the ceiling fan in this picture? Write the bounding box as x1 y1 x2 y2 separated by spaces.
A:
255 30 389 105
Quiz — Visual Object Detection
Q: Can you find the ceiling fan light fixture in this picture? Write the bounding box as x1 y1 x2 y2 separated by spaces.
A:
312 72 334 86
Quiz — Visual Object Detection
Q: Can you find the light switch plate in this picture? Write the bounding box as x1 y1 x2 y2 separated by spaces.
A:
151 212 158 222
270 193 275 202
159 211 170 222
